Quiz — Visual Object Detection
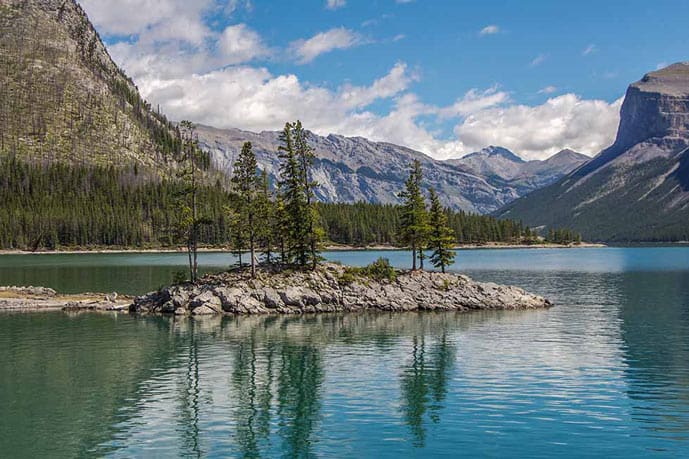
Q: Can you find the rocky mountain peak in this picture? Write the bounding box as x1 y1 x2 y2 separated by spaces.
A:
614 63 689 152
464 146 525 163
633 62 689 96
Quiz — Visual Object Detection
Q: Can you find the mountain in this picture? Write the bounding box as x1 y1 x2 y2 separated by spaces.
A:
451 146 526 179
197 125 519 213
449 146 589 192
0 0 178 169
197 126 587 213
496 63 689 241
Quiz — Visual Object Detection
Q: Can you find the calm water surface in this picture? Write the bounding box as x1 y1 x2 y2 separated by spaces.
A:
1 248 688 457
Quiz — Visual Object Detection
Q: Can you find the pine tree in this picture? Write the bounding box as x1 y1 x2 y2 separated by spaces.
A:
176 120 207 283
399 159 430 270
428 188 456 273
293 120 322 270
230 141 262 277
278 122 309 266
277 121 322 269
257 169 275 263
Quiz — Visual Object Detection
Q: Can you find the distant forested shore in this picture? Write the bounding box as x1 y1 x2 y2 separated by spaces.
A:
0 154 582 251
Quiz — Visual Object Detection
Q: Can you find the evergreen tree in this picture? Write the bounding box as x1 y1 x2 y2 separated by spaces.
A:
427 188 456 273
293 120 323 270
176 120 208 283
257 169 275 263
399 160 430 270
277 121 322 269
230 141 262 277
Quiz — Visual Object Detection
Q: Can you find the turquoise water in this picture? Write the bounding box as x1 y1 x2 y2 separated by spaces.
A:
1 248 689 457
1 247 688 295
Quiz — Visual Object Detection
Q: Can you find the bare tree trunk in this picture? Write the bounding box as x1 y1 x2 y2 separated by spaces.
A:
187 238 193 283
411 242 417 270
192 157 198 283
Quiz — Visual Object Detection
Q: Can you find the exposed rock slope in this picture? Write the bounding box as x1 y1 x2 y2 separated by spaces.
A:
497 63 689 241
0 0 178 169
449 146 589 193
130 263 551 315
198 126 586 213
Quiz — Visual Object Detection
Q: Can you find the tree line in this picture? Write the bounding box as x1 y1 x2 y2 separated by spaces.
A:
0 120 582 279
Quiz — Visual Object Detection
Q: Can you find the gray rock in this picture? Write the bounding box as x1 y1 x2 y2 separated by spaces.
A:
192 305 216 315
278 287 304 307
189 291 222 313
263 288 283 309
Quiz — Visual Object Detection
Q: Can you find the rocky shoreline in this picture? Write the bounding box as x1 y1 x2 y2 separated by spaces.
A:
0 286 131 312
130 263 551 316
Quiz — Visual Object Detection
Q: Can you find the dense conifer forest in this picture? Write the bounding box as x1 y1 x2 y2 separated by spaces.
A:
0 155 578 251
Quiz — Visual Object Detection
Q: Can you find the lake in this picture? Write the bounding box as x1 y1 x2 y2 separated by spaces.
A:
1 247 688 457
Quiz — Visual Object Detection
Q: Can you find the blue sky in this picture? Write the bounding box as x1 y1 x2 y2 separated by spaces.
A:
80 0 689 160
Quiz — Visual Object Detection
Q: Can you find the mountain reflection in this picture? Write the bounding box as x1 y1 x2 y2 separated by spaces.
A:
618 271 689 438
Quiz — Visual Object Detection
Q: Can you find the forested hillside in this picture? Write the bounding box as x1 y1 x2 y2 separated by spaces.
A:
0 0 179 169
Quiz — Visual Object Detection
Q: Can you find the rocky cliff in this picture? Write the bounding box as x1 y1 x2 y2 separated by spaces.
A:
130 263 551 316
497 63 689 241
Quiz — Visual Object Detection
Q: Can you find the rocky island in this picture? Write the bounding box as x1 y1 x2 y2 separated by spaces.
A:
129 263 551 316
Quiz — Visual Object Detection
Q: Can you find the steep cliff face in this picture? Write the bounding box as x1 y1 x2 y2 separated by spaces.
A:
0 0 178 168
497 63 689 241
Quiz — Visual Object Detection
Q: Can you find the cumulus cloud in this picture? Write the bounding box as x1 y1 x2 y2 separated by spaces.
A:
290 28 362 64
218 24 270 64
80 0 215 41
479 25 500 36
326 0 346 9
438 86 510 118
454 94 623 159
81 0 623 162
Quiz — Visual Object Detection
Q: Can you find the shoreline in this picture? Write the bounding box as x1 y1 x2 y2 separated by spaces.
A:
0 242 607 255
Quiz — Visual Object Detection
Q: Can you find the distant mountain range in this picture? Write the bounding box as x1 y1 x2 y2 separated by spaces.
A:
497 63 689 241
197 126 588 213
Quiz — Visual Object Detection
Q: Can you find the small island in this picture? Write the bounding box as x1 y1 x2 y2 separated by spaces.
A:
130 260 551 316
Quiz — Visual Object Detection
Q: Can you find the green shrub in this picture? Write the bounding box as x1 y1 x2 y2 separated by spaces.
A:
338 269 358 285
337 258 398 285
362 257 397 282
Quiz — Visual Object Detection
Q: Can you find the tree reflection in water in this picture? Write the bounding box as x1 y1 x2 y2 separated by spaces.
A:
399 331 456 447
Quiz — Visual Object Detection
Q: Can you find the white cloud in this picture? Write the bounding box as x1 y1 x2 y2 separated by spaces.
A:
80 0 215 40
218 24 270 64
479 25 500 36
290 28 362 64
538 85 557 94
582 44 597 56
326 0 346 9
392 34 406 42
529 54 547 67
454 94 623 159
438 86 510 118
81 0 623 162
